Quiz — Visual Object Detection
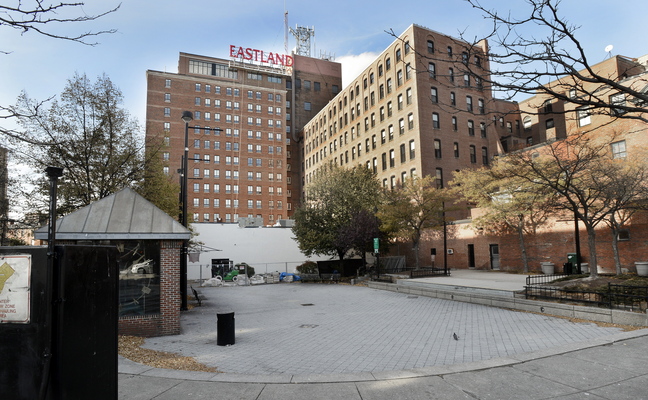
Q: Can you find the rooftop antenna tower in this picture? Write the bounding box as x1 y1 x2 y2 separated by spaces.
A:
290 25 315 57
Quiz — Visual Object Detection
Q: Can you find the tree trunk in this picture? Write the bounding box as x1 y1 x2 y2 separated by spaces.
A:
585 224 598 278
517 221 529 274
610 228 622 275
413 240 421 270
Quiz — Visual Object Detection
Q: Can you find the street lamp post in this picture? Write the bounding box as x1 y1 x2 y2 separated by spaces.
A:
180 111 193 311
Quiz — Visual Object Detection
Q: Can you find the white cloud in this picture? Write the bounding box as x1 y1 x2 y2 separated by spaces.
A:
337 52 380 88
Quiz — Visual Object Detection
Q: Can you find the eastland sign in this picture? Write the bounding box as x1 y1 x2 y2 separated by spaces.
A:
229 45 294 67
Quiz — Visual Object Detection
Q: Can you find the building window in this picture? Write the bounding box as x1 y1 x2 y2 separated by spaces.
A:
478 99 485 114
397 70 403 86
447 46 453 57
448 68 454 83
164 107 170 117
389 149 395 168
470 145 476 163
427 40 434 53
452 116 457 131
466 96 473 112
450 92 456 106
434 139 442 158
480 122 487 138
543 99 553 114
400 144 406 163
468 120 475 136
577 106 591 126
432 113 440 129
409 140 416 159
165 79 171 88
611 93 626 115
545 119 554 129
431 87 438 103
453 142 459 158
164 93 171 102
482 147 489 164
463 74 470 87
428 62 436 79
523 116 532 131
434 168 443 188
611 140 627 159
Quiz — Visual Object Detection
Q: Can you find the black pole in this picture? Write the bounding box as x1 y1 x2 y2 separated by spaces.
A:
574 209 582 274
180 111 192 311
39 166 63 400
442 202 448 276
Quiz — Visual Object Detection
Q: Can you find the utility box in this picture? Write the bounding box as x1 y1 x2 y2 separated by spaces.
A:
0 245 118 400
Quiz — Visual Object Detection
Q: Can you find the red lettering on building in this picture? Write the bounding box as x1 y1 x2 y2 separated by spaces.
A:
229 45 293 67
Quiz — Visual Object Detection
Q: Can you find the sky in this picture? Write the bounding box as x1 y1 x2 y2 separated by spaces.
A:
1 0 648 140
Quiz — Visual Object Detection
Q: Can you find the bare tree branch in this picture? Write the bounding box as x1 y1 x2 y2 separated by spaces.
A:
0 1 120 50
463 0 648 122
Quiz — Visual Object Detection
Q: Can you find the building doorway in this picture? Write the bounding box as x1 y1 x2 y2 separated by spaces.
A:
467 244 475 269
490 244 500 270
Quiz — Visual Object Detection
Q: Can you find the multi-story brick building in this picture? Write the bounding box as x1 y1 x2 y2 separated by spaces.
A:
499 54 648 273
303 24 520 199
146 50 341 225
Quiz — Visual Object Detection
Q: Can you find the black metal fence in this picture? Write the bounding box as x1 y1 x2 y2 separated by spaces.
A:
525 274 648 313
409 268 450 278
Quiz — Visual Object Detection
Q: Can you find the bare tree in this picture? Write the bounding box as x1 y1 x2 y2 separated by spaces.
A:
0 1 120 142
463 0 648 120
492 131 648 277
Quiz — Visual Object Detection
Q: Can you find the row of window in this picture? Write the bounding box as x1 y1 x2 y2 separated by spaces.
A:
294 79 322 91
424 39 482 67
427 63 482 89
431 88 485 114
186 182 284 194
431 113 489 137
305 88 414 154
306 113 418 169
183 97 285 114
193 198 284 209
193 213 286 223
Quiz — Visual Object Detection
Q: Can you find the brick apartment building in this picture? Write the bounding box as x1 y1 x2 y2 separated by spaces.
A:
302 24 520 267
303 24 520 195
497 54 648 273
146 50 341 225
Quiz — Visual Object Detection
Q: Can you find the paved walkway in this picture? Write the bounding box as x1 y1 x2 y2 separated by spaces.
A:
119 272 648 399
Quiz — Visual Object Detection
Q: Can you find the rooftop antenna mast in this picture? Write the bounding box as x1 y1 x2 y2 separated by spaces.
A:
290 25 315 57
284 8 289 55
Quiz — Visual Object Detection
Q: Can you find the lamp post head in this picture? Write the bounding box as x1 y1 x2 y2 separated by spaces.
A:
181 111 193 123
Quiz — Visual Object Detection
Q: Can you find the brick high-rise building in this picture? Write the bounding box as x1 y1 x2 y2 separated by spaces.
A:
302 24 520 216
146 51 341 225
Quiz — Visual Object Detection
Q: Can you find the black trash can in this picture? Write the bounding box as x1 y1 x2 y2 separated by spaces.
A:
217 312 235 346
563 262 573 275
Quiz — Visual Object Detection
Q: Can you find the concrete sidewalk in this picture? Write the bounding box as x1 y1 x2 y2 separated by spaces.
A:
119 274 648 399
120 332 648 399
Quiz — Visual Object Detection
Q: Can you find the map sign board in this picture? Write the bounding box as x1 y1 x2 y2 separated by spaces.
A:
0 254 31 323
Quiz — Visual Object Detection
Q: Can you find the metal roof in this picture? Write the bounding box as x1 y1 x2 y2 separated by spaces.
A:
34 187 191 241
